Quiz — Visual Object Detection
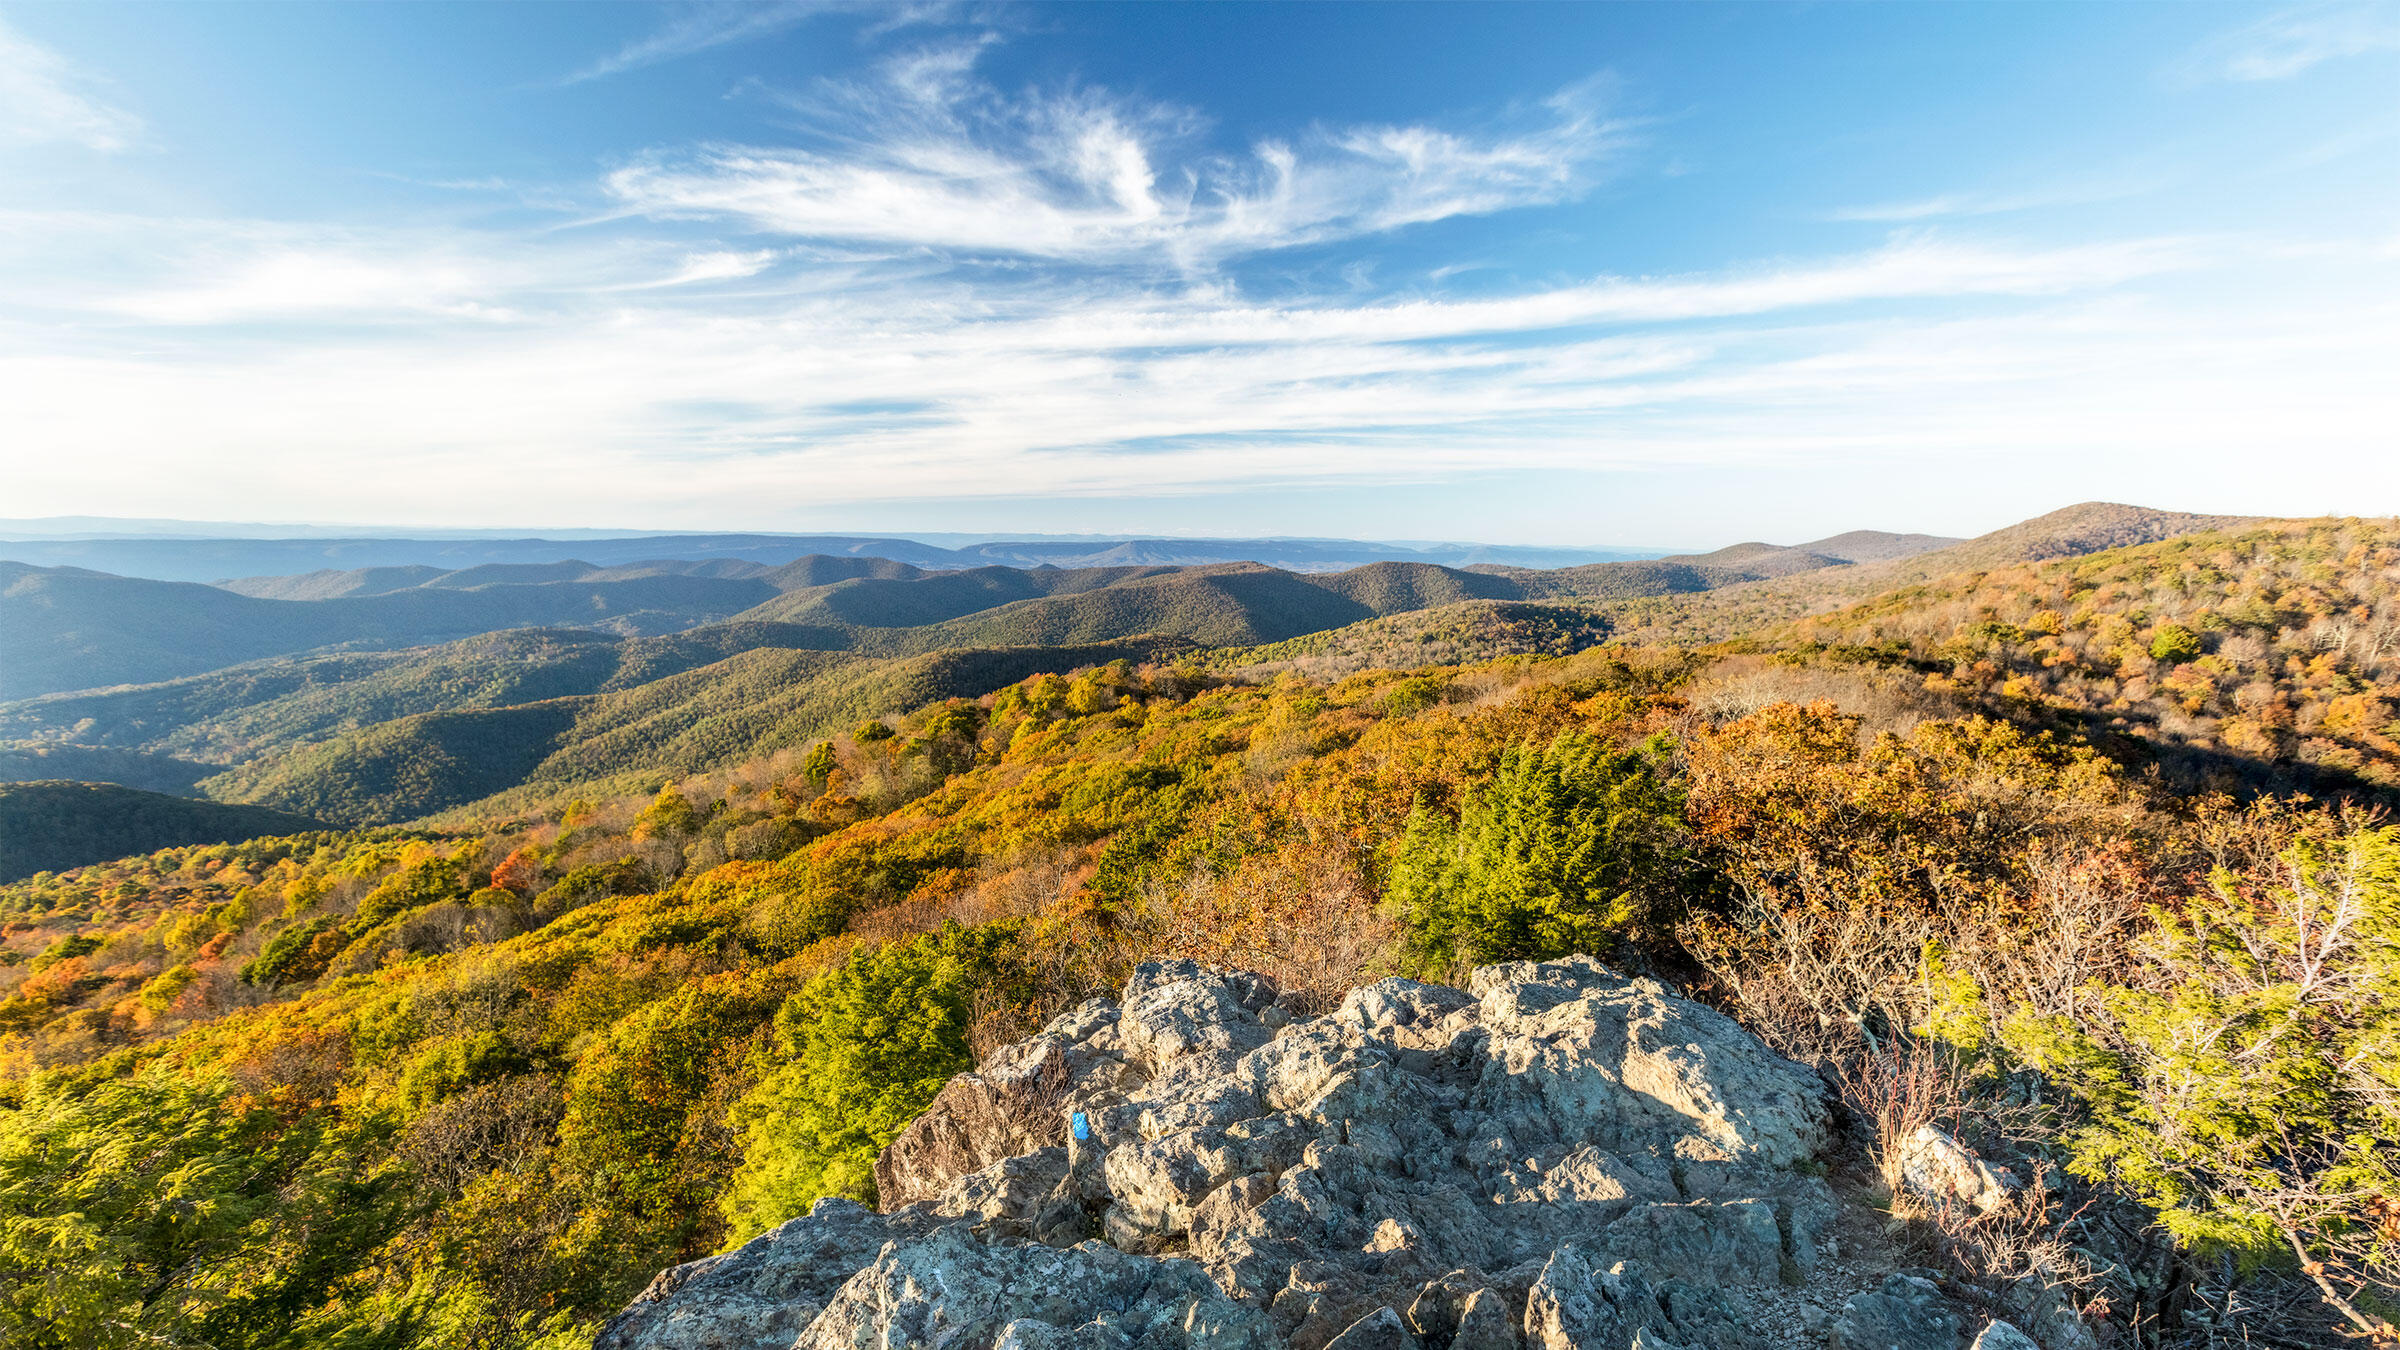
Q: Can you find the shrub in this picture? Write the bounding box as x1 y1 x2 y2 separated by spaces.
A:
718 922 1020 1242
1387 731 1687 972
2003 827 2400 1341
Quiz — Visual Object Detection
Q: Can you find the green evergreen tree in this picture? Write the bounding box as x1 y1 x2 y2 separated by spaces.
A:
1387 731 1687 972
0 1066 413 1349
2002 828 2400 1339
716 923 1019 1244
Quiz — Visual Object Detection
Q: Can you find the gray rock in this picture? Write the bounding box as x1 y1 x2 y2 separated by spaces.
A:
593 1198 940 1350
1833 1273 1965 1350
878 1000 1140 1210
1450 1288 1520 1350
1120 961 1280 1074
796 1226 1274 1350
1522 1248 1750 1350
604 958 1838 1350
1897 1126 2016 1216
1596 1199 1783 1288
2005 1284 2097 1350
1322 1306 1417 1350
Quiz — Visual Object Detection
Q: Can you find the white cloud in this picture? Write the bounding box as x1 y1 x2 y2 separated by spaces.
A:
2182 3 2400 82
605 50 1631 268
645 249 783 288
564 1 956 84
0 19 141 152
1 33 2391 534
11 203 2388 529
107 250 506 325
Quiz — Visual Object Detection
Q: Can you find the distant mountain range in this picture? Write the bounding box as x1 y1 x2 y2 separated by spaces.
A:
0 527 1958 702
0 527 1671 583
0 504 2262 827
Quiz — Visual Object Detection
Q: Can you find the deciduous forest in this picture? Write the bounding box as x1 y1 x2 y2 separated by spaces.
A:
2 512 2395 1347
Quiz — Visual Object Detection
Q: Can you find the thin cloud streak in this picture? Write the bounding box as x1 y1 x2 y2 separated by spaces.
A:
1823 178 2163 224
563 1 957 84
564 2 822 85
2179 3 2400 82
0 18 142 152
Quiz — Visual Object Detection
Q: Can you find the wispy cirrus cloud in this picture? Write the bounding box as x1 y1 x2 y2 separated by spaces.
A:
563 0 957 84
5 12 2392 533
0 18 141 152
1 212 795 325
2179 3 2400 82
15 200 2346 527
605 46 1632 268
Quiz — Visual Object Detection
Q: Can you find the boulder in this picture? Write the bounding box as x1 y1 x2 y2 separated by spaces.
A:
794 1226 1273 1350
1521 1247 1752 1350
606 958 1839 1350
876 998 1140 1210
1832 1273 1965 1350
1897 1125 2016 1216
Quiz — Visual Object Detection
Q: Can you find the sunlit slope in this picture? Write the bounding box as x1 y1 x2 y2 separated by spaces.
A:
1596 502 2271 646
0 624 851 764
198 638 1191 823
1745 515 2400 793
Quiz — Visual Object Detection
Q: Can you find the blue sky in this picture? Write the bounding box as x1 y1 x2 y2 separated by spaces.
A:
1 1 2394 547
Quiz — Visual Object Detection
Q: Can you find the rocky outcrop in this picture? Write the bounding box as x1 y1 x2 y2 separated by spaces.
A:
602 957 2048 1350
597 1199 949 1350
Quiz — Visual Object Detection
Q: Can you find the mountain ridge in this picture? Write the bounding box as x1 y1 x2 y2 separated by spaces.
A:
0 780 324 881
0 503 2289 825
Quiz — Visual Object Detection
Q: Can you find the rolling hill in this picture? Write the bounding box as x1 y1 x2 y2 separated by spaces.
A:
1752 514 2400 795
0 780 324 881
1472 526 1958 597
0 544 1823 705
0 624 853 765
0 504 2273 828
199 638 1194 823
0 562 795 699
0 744 215 797
1595 503 2269 647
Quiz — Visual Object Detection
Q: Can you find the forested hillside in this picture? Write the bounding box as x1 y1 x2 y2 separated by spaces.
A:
199 638 1193 824
1597 502 2263 647
0 563 791 698
1 511 2396 1347
1 527 1949 705
0 539 1900 820
0 782 322 881
1759 516 2400 794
